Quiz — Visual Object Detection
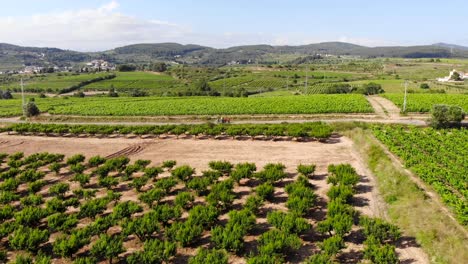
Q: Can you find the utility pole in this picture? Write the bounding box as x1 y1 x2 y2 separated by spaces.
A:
304 66 309 95
21 78 26 117
403 80 408 113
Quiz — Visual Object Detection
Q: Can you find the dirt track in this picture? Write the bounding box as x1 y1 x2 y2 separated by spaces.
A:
0 134 429 263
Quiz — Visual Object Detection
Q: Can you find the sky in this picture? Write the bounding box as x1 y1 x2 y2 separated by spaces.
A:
0 0 467 51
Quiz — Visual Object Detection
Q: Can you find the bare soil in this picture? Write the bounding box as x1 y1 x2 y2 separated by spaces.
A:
0 134 428 263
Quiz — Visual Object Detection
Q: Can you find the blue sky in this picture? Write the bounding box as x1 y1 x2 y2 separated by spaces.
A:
0 0 467 51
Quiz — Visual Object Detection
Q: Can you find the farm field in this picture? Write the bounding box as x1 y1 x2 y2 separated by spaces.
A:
0 94 373 117
381 93 468 112
0 73 112 93
0 133 426 263
83 72 184 94
373 125 468 224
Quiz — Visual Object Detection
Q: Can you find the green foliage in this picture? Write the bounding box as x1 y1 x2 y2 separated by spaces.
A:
327 164 360 186
257 229 301 258
172 165 195 182
327 184 354 203
47 213 78 232
15 206 48 226
49 182 70 197
211 209 256 252
24 101 40 117
0 177 19 191
317 212 353 237
206 180 235 209
143 166 163 178
174 191 195 209
285 178 316 216
123 212 161 241
72 173 91 188
73 257 97 264
13 254 33 264
162 160 177 169
9 226 49 252
209 160 234 174
430 104 466 128
0 191 19 204
138 188 166 208
27 180 46 193
189 248 228 264
187 176 212 195
256 163 287 183
305 253 336 264
48 162 62 174
244 195 264 214
66 154 85 165
363 236 398 264
255 182 275 200
53 231 90 258
88 155 106 167
112 201 143 220
127 239 177 264
230 162 256 183
320 235 345 256
0 205 14 221
79 197 109 219
267 211 311 234
98 176 119 189
154 176 178 193
91 234 125 263
131 176 149 192
297 164 316 177
360 216 401 243
70 163 86 174
166 221 203 247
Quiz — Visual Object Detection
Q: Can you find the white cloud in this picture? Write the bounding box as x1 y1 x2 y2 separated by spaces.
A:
0 1 401 51
0 1 190 51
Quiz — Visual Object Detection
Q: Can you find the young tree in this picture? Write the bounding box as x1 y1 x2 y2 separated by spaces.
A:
123 212 161 241
126 239 177 264
267 211 311 234
430 104 466 128
189 248 228 264
49 182 70 198
319 235 345 256
209 161 234 174
297 164 316 178
154 176 178 193
47 213 78 232
9 226 49 253
138 188 166 208
174 191 195 209
255 182 275 200
171 165 195 182
91 234 125 264
24 102 40 117
112 201 143 220
187 176 212 195
53 231 90 258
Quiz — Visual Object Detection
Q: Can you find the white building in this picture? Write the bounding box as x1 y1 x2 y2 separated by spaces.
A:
437 69 468 82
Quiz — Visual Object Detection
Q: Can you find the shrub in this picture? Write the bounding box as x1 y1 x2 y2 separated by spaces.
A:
98 176 119 189
244 195 264 214
209 160 233 174
172 165 195 182
166 221 203 246
13 254 33 264
327 185 354 203
267 211 311 234
70 163 86 174
255 182 275 200
187 205 219 227
317 212 353 237
112 201 143 220
162 160 177 169
420 83 430 89
360 216 401 243
15 206 48 226
364 236 398 264
211 209 255 252
0 205 14 221
154 176 178 193
66 154 85 165
131 176 149 192
91 234 124 264
79 198 109 219
187 176 212 195
257 229 301 257
72 174 91 188
27 180 46 193
175 192 195 209
305 253 336 264
430 104 466 128
144 166 163 178
47 213 79 232
123 212 161 241
48 162 62 174
127 239 177 264
9 226 49 252
256 163 287 183
320 235 345 256
49 182 70 197
189 248 228 264
88 155 106 167
297 164 316 177
152 204 182 226
138 188 166 208
206 180 235 210
24 102 40 117
53 232 90 258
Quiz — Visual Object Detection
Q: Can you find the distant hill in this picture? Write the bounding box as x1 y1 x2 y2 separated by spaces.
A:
1 41 468 69
432 43 468 51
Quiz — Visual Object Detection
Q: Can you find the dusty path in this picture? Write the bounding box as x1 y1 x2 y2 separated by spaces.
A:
0 134 429 263
366 96 402 119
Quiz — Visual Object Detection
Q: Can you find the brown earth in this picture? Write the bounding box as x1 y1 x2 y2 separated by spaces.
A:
0 134 428 263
